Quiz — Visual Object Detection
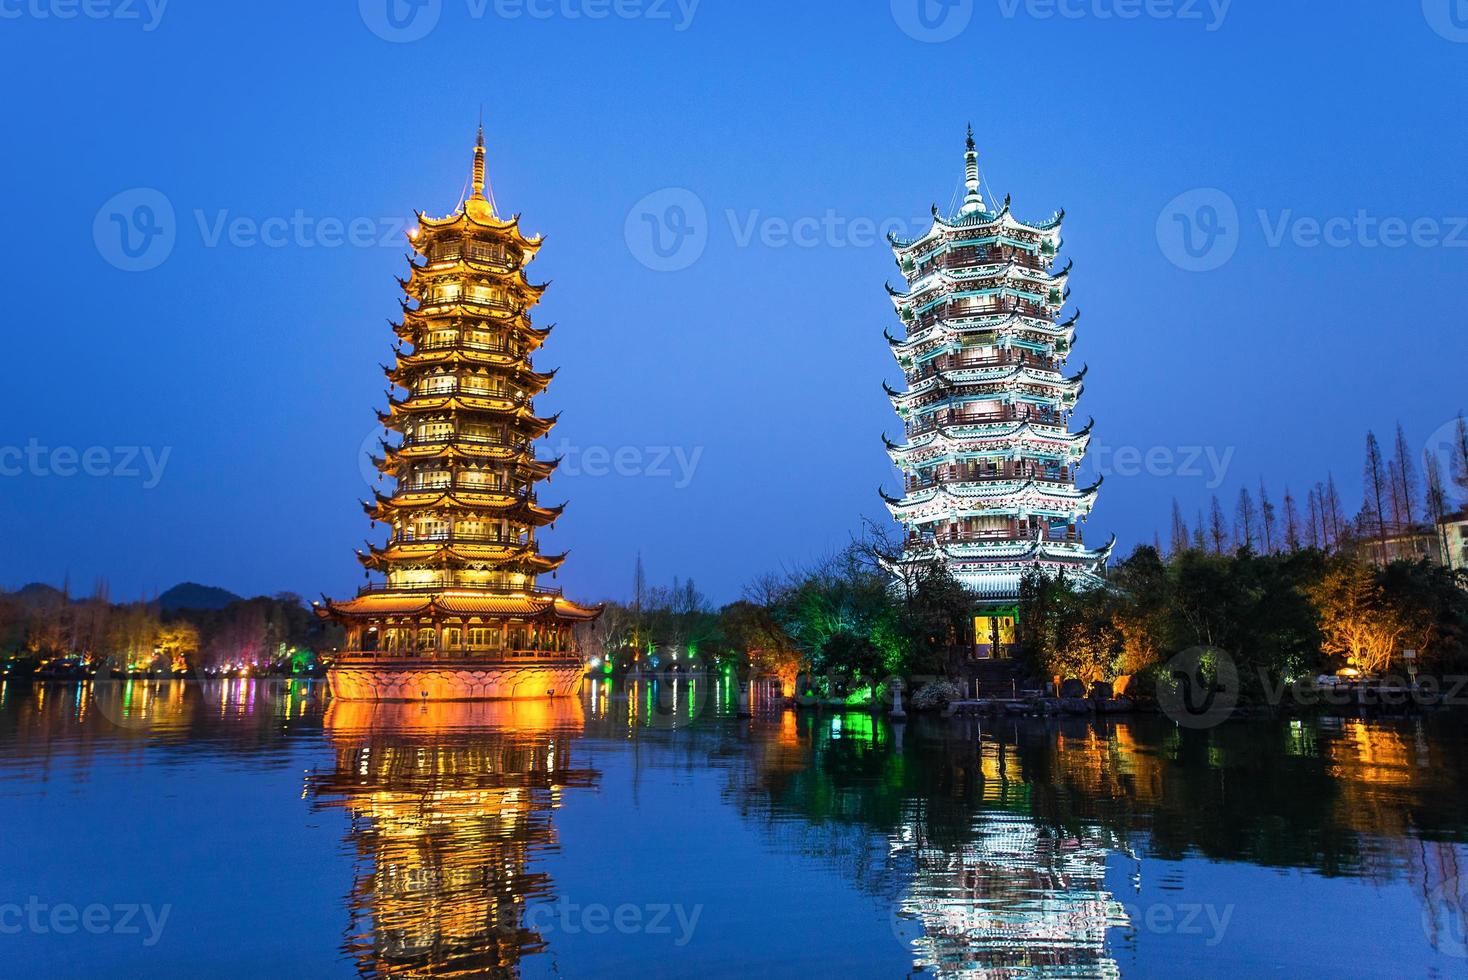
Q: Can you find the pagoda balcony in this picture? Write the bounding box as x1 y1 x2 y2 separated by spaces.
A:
331 651 579 665
415 293 514 313
393 532 531 547
355 582 563 598
410 383 524 402
907 466 1071 491
912 301 1049 332
398 478 535 499
906 407 1066 435
414 338 516 356
908 528 1084 547
912 351 1060 379
401 434 529 451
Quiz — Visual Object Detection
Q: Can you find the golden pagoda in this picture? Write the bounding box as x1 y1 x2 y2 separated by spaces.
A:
321 127 600 701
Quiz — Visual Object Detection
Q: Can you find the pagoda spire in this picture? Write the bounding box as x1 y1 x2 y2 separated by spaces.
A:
960 124 985 215
463 113 498 220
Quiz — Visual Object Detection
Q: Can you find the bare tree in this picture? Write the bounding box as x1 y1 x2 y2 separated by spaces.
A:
1307 486 1324 550
1363 432 1390 562
1170 499 1189 555
1325 474 1347 550
1235 488 1258 550
1209 495 1229 554
1424 450 1451 565
1283 486 1302 552
1192 509 1207 551
1391 422 1419 528
1258 480 1277 553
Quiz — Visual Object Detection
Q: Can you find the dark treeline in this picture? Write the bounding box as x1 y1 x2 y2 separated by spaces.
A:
0 584 341 674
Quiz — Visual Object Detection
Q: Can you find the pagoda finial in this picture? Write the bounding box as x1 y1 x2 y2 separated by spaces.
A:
472 114 487 198
961 124 985 215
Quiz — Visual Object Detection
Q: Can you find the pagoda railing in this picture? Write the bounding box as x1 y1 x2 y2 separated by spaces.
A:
329 651 580 665
393 532 533 546
409 383 525 402
906 409 1066 436
397 479 536 500
355 582 564 598
400 434 530 451
908 467 1071 491
908 529 1083 547
913 353 1060 379
414 339 516 355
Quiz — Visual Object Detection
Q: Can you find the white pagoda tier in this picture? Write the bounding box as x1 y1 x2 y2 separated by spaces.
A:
882 129 1112 623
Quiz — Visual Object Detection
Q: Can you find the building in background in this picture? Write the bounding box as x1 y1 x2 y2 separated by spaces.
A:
882 130 1110 657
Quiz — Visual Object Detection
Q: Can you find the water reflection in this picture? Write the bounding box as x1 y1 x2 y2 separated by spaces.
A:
0 680 1465 975
310 701 597 978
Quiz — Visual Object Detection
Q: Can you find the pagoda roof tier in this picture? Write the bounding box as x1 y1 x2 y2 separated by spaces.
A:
364 489 565 526
889 198 1064 257
379 395 559 429
885 419 1094 465
401 266 548 307
894 261 1070 307
322 589 599 623
889 309 1079 355
377 403 559 439
880 477 1103 521
389 354 556 392
395 308 553 343
886 369 1086 410
888 280 1067 321
885 364 1085 409
372 446 559 479
360 540 566 574
413 207 544 256
903 534 1115 567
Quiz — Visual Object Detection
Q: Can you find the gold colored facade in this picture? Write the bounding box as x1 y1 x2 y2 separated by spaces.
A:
322 129 599 700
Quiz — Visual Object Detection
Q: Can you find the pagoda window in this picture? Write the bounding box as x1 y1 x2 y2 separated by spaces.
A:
416 628 437 651
509 627 527 651
430 282 461 304
382 628 402 652
443 627 462 649
429 240 463 264
465 240 506 266
464 284 504 308
418 421 452 443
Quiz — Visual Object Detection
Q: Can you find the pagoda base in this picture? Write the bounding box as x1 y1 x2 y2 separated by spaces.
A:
327 660 584 702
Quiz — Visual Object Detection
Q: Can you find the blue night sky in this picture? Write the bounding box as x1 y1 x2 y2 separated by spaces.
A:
2 1 1466 604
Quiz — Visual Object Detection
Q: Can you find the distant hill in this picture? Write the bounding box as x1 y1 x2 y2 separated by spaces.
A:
159 582 243 612
13 583 64 605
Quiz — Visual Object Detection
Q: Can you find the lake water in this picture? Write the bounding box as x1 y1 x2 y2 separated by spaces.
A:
0 677 1465 978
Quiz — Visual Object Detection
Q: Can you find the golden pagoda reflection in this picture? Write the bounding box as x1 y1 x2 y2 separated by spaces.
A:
311 701 597 977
